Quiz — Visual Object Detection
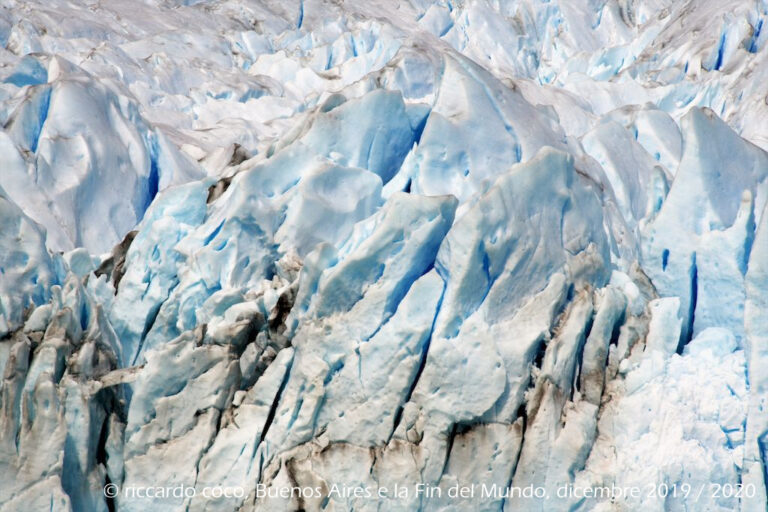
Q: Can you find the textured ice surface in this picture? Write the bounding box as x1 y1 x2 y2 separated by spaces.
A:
1 0 768 511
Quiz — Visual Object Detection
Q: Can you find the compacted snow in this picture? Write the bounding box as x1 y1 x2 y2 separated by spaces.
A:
1 0 767 510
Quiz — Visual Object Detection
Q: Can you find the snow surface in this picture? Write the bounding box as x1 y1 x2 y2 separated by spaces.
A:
1 0 768 511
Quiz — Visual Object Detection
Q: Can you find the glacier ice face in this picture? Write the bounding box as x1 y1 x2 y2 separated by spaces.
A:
577 326 748 512
1 0 768 511
0 57 204 253
0 186 56 337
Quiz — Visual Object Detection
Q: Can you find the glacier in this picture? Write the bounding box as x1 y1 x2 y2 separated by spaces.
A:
1 0 768 510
